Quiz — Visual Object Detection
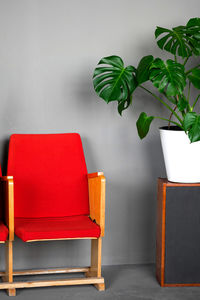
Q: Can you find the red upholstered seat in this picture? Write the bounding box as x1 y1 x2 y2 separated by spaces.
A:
14 215 100 242
0 221 8 242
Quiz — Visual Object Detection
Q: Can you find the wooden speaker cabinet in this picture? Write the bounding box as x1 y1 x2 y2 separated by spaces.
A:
156 178 200 286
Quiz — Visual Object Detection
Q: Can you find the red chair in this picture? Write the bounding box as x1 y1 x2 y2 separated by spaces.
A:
0 168 9 243
0 166 14 296
0 221 8 243
1 133 105 295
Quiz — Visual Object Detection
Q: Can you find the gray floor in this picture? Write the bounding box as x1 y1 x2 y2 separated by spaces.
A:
1 264 200 299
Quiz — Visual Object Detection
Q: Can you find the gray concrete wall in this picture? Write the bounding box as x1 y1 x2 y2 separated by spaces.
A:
0 0 199 269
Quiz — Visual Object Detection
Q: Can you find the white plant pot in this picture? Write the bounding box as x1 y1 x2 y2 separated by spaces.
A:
160 126 200 183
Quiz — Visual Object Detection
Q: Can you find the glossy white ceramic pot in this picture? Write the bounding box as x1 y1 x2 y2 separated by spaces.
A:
160 126 200 183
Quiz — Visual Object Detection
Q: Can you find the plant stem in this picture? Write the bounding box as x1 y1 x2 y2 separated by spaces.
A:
187 82 191 102
186 64 200 75
183 56 189 66
154 116 182 127
192 94 200 110
181 111 186 118
139 85 183 124
168 105 177 128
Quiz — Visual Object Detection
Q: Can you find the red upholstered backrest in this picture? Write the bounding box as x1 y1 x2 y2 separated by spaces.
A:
7 134 89 218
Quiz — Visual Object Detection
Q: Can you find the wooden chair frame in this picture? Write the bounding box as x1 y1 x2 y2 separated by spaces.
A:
0 172 105 296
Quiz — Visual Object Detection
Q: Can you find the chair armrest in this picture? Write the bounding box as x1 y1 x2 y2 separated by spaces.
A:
0 176 14 241
88 172 105 237
88 172 104 179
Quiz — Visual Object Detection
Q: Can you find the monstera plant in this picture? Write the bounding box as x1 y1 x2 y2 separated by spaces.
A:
93 18 200 143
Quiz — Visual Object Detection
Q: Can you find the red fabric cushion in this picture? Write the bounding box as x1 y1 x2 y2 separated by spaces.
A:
0 164 3 220
14 216 100 242
7 134 89 218
0 221 8 242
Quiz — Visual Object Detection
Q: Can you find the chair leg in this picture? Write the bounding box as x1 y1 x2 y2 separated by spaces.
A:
86 238 105 291
5 241 16 296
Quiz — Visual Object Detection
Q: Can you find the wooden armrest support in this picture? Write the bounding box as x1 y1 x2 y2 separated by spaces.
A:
88 172 104 179
0 176 14 241
88 173 105 237
0 176 13 181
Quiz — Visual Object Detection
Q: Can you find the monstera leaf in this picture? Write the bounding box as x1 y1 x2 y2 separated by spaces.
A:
185 18 200 56
136 55 154 84
155 18 200 58
93 56 137 103
136 112 154 139
117 95 132 116
177 95 188 112
149 58 186 96
183 112 200 142
187 68 200 89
